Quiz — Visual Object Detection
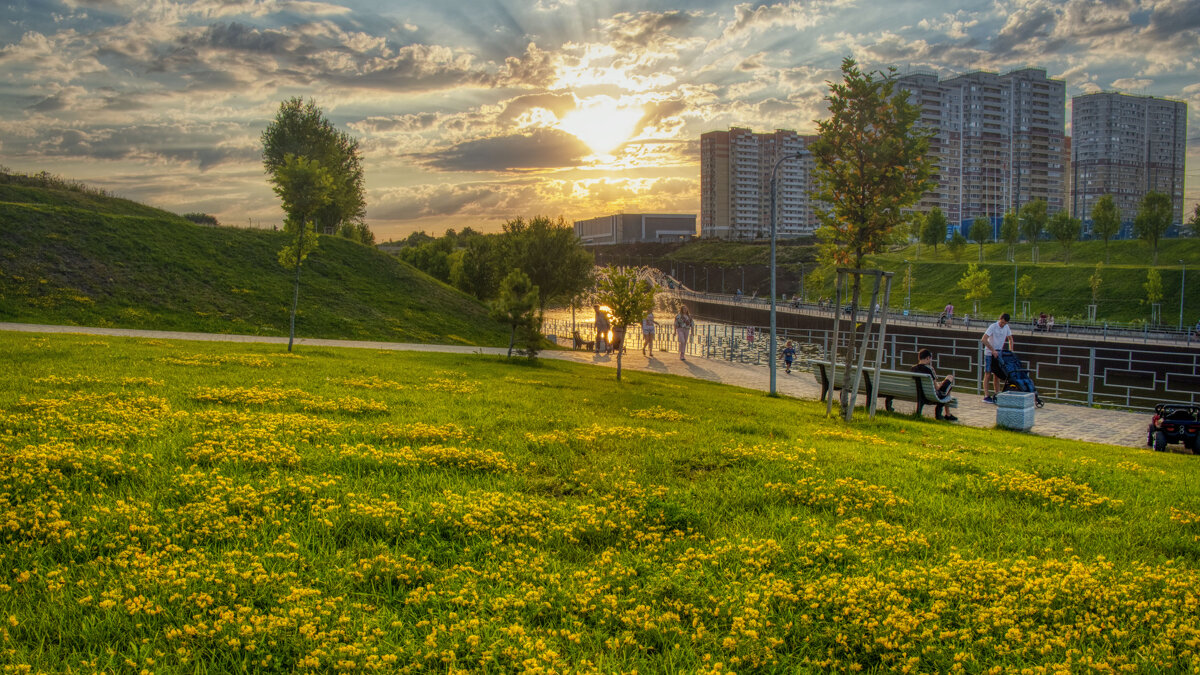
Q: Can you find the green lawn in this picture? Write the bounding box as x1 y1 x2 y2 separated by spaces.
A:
3 332 1199 672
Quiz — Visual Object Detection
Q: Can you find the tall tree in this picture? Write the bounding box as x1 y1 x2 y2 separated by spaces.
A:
1000 210 1020 262
921 207 947 253
490 269 541 358
810 57 933 418
593 266 656 382
262 98 368 241
502 215 594 315
969 217 991 263
1046 210 1082 263
948 231 967 262
1019 199 1047 263
956 262 992 314
1090 194 1121 264
1134 191 1172 265
270 154 333 353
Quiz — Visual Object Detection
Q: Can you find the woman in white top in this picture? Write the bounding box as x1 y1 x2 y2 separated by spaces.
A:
674 306 693 361
641 312 656 356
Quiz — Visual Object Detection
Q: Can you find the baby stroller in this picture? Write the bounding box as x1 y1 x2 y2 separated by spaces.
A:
992 348 1044 408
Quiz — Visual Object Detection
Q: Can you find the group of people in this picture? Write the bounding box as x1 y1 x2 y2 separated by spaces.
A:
592 304 695 361
1036 313 1056 331
911 312 1015 422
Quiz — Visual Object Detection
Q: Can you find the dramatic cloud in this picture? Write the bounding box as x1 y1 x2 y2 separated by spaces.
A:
417 128 592 172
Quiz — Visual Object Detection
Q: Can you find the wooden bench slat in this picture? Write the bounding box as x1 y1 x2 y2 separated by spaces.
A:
811 360 957 414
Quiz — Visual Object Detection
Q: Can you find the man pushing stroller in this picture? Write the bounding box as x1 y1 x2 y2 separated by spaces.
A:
980 313 1014 404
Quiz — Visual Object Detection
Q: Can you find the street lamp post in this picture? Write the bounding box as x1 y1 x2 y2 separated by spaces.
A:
768 151 801 396
903 260 911 309
1180 260 1186 332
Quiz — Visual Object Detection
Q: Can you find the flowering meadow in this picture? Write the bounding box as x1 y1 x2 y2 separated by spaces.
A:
3 332 1200 673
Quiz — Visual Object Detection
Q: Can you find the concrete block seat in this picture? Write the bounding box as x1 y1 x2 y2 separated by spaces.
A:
811 360 958 416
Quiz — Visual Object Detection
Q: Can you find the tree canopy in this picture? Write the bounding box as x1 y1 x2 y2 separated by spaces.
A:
262 98 371 244
969 217 991 262
489 269 541 358
1134 191 1172 265
1000 211 1019 261
1091 195 1121 264
1019 199 1047 262
1046 210 1082 263
921 208 947 253
593 266 656 381
502 216 594 314
956 262 992 314
270 154 333 352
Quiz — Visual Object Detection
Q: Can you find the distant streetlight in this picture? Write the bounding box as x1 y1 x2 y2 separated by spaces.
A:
769 150 802 396
1180 260 1186 332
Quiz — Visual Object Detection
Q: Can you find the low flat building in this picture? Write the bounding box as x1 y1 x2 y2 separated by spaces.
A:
574 213 696 246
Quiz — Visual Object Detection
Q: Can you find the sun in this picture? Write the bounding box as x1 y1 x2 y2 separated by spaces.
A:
556 97 644 157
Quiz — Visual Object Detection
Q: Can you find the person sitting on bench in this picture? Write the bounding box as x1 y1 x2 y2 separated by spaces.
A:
911 348 956 421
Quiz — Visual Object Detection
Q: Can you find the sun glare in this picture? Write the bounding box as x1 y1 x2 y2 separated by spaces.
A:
556 97 644 157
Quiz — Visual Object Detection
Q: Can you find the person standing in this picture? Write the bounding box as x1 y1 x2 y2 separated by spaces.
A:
945 303 955 322
911 348 957 421
641 311 656 356
980 313 1014 404
782 340 796 374
593 305 609 355
674 305 693 361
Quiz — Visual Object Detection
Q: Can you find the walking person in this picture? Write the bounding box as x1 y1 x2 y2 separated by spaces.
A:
593 305 609 356
980 313 1014 404
911 349 956 421
674 305 693 361
782 340 796 374
641 311 656 356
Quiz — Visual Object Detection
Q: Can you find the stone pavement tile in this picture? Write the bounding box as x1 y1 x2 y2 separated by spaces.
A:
0 322 1159 450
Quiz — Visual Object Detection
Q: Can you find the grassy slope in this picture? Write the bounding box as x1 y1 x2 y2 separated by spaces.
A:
3 332 1200 671
654 238 1200 323
0 184 509 345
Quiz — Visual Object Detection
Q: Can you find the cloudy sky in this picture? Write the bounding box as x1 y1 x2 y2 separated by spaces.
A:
2 0 1198 240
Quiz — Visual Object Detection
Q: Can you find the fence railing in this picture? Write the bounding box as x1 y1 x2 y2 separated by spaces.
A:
543 297 1200 412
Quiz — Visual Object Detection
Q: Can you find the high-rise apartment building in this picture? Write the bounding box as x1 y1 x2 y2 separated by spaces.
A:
700 127 817 239
897 68 1068 233
1071 92 1187 232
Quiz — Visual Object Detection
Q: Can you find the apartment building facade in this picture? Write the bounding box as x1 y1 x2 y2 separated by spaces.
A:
700 127 817 240
897 68 1068 235
1071 92 1187 232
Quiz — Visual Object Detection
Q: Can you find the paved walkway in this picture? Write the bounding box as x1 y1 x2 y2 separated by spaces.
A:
2 322 1153 450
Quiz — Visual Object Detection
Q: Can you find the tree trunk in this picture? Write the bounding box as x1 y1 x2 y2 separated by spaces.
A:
839 275 862 413
288 256 302 353
615 325 625 381
507 325 515 357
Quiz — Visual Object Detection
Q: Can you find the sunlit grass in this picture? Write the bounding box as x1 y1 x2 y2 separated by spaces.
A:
3 331 1200 672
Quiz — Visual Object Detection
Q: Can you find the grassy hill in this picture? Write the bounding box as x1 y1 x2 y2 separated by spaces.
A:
0 179 509 346
608 237 1200 324
4 331 1200 671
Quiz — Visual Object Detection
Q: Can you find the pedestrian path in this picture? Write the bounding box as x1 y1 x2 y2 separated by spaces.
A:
2 322 1153 450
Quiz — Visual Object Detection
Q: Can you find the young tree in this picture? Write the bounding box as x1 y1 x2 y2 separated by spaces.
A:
1047 210 1082 263
921 207 947 254
956 262 992 314
262 98 369 241
1188 202 1200 238
1144 267 1164 323
1018 273 1036 307
1089 263 1103 308
948 231 967 262
1135 191 1172 265
1091 194 1121 264
809 57 933 418
270 154 333 353
490 269 541 358
502 216 594 315
969 217 991 262
1000 210 1019 262
593 266 656 381
1019 199 1047 262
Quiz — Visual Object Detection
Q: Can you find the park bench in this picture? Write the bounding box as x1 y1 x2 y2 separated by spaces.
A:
811 360 958 416
572 330 594 351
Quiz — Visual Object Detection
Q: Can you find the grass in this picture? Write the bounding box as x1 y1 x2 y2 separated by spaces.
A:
0 182 509 346
3 331 1200 672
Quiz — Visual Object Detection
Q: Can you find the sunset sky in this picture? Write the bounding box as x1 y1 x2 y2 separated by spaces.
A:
2 0 1197 240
